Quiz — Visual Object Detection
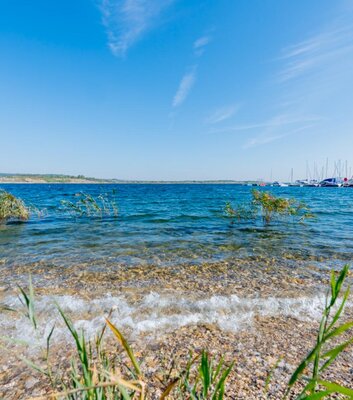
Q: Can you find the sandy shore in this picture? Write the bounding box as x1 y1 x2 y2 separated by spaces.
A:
1 259 352 399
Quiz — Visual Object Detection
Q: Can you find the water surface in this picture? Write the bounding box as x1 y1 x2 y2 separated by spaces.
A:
1 184 352 270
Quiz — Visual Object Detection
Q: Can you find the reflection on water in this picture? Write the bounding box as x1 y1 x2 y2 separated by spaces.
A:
0 184 353 269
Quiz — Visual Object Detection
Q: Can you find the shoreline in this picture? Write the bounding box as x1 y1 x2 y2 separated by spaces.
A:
0 260 353 400
1 259 353 398
0 181 246 185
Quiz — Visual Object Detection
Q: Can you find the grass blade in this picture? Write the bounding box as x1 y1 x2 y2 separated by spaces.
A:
301 391 331 399
317 380 353 397
327 287 350 332
211 361 234 400
105 319 142 377
160 378 180 399
319 337 353 372
324 321 353 342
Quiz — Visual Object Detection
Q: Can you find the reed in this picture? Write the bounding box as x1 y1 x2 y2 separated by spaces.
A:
8 264 353 399
284 264 353 399
0 190 30 223
177 351 234 399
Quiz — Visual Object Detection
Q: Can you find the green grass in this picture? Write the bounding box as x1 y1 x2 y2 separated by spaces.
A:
5 264 353 399
0 190 30 223
284 264 353 399
178 351 234 399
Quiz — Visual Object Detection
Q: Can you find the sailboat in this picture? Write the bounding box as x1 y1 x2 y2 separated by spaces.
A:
343 177 353 187
319 177 343 187
272 181 289 187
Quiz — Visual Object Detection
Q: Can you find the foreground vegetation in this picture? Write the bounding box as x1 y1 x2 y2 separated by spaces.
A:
2 265 352 399
225 189 314 224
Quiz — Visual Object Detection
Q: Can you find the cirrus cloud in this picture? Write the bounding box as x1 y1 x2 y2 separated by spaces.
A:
99 0 175 57
205 104 239 124
172 66 197 108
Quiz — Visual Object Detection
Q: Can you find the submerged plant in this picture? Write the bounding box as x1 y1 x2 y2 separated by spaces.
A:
224 201 255 221
252 189 314 224
225 189 314 225
0 190 30 223
60 192 118 218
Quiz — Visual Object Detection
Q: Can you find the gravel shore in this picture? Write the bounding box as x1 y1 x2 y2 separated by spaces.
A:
1 258 352 399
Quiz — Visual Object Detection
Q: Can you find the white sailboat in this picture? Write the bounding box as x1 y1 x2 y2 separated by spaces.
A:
319 177 343 187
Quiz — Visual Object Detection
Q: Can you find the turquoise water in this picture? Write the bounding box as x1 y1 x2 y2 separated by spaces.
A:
1 184 353 269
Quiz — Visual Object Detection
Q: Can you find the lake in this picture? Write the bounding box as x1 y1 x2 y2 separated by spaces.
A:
1 184 353 270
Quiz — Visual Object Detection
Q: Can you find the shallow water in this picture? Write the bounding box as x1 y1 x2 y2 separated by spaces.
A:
1 184 353 348
1 184 353 269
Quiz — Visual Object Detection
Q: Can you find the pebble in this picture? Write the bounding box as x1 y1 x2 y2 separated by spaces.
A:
1 257 352 399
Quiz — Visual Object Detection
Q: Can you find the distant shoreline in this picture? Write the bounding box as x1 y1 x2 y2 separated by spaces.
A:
0 180 115 184
0 180 246 185
0 174 247 184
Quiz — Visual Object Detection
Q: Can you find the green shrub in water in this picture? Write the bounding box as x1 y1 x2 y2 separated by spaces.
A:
225 189 314 225
0 190 30 223
60 192 118 218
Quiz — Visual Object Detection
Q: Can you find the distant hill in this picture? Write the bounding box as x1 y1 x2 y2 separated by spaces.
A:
0 173 118 184
0 173 251 184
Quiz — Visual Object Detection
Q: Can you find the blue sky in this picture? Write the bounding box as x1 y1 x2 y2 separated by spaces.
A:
1 0 353 181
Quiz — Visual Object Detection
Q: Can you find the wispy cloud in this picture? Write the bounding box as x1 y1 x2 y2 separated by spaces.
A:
194 35 211 56
243 124 316 148
241 10 353 150
208 113 321 148
99 0 175 57
205 104 239 124
210 115 322 134
278 22 353 82
171 34 211 109
172 66 197 107
244 132 288 148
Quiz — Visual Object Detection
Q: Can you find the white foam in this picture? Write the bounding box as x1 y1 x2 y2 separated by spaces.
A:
1 292 326 350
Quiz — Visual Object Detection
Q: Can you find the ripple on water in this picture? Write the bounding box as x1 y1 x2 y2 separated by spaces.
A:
0 184 352 270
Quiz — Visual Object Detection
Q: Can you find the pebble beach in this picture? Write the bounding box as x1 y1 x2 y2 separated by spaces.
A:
1 257 352 399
